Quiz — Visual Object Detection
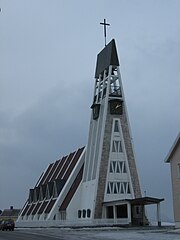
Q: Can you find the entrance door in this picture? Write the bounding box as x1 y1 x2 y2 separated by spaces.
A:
106 206 114 218
116 204 128 218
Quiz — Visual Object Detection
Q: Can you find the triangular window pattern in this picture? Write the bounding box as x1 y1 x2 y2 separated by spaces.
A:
112 141 123 152
106 182 131 195
109 161 127 173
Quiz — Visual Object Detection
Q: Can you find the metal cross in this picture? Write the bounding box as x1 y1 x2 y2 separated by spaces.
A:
100 19 110 47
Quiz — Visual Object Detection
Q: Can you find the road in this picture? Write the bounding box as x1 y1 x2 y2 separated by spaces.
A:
0 227 179 240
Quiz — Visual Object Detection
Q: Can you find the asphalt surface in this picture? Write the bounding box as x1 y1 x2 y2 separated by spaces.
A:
0 227 179 240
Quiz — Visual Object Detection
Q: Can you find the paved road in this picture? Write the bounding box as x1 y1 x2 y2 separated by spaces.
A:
0 227 179 240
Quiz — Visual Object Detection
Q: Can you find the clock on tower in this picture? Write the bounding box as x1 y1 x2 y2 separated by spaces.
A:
109 99 123 115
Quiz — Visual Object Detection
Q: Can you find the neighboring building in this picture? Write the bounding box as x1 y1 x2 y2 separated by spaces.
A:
16 39 163 227
0 206 21 221
165 132 180 228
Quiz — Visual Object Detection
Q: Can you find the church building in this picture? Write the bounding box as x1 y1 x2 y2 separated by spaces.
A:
16 38 164 227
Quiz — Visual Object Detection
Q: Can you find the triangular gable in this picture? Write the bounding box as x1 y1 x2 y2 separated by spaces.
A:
165 132 180 163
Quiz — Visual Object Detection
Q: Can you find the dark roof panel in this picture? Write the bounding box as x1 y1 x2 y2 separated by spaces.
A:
59 165 84 211
56 152 75 180
95 39 119 78
64 147 85 180
31 202 41 215
51 156 67 181
26 204 35 216
37 201 48 214
37 164 53 186
21 204 30 216
44 199 56 214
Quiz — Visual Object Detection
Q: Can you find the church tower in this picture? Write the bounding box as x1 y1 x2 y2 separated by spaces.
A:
81 39 142 220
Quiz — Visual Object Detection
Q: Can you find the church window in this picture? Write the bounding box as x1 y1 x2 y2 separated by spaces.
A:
112 161 116 171
123 162 127 173
109 162 113 173
109 161 127 173
116 162 120 173
78 210 81 218
114 120 119 132
114 184 118 194
82 209 86 218
110 182 113 193
127 183 131 194
119 141 123 152
112 140 123 152
136 206 140 215
112 141 116 152
120 183 124 194
117 182 120 193
124 182 127 191
107 182 130 195
107 184 111 194
87 209 91 218
60 211 66 220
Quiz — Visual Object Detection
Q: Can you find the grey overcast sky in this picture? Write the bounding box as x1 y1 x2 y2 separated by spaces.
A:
0 0 179 221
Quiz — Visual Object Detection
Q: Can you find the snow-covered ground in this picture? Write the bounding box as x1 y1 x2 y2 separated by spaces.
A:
17 226 180 240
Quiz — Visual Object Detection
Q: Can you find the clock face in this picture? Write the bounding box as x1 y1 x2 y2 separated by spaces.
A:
109 99 123 115
91 104 100 120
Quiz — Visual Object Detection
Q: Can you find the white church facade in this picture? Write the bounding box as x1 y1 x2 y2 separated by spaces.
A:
16 39 163 227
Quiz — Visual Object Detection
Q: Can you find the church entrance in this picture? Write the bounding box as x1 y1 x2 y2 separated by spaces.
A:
104 202 131 224
116 204 128 218
106 204 128 219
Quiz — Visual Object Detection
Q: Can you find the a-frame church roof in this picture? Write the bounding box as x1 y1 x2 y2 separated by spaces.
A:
19 146 85 218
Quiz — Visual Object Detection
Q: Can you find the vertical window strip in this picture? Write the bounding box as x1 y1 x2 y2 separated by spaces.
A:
114 120 119 132
110 162 113 173
116 162 120 173
123 162 127 173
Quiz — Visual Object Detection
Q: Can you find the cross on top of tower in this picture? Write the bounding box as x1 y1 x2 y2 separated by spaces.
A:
100 19 110 47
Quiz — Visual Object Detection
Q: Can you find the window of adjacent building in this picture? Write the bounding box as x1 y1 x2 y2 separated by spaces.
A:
178 163 180 178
